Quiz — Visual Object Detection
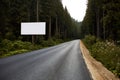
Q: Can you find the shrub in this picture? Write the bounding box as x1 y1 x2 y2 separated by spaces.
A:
52 38 64 44
0 40 41 57
91 41 120 77
0 39 12 53
83 35 120 77
41 39 56 47
83 35 97 49
0 38 64 58
11 40 25 50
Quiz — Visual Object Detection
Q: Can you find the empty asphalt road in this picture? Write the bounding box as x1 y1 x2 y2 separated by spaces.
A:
0 40 92 80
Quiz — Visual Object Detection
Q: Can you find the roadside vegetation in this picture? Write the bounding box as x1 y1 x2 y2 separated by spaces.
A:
81 0 120 78
0 38 64 58
83 35 120 78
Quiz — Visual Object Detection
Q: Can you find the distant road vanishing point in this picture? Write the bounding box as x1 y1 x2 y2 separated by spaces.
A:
0 40 92 80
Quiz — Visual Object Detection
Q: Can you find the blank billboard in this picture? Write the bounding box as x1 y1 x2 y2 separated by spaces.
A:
21 22 46 35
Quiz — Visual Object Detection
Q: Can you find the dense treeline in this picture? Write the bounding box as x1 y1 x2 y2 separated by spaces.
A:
81 0 120 42
0 0 81 57
82 0 120 77
0 0 81 43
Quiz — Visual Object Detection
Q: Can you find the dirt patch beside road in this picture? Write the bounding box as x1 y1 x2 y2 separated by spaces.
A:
80 40 119 80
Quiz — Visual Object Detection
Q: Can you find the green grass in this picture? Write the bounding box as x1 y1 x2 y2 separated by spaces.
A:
0 49 29 58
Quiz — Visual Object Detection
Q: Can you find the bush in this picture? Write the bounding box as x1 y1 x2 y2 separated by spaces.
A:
41 39 55 47
11 40 25 50
83 35 97 49
0 40 41 58
83 35 120 77
91 41 120 77
0 39 13 56
0 38 64 58
52 38 64 44
11 40 41 51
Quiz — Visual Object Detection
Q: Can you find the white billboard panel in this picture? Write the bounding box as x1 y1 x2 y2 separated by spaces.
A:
21 22 46 35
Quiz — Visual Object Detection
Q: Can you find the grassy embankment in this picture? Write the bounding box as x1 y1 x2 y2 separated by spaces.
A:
82 35 120 78
0 38 64 58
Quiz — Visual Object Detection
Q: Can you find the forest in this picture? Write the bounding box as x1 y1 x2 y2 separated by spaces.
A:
81 0 120 41
0 0 81 42
0 0 81 57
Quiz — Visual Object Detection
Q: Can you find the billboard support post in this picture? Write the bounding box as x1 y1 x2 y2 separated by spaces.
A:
21 22 46 44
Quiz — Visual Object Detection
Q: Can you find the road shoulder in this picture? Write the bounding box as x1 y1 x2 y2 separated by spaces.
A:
80 40 119 80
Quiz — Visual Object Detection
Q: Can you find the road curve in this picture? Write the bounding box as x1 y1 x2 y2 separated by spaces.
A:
0 40 92 80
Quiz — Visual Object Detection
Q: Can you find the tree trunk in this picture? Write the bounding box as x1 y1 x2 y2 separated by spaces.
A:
48 17 51 39
55 17 58 37
37 0 39 22
64 29 67 39
32 0 39 44
96 8 100 38
103 9 106 40
32 35 34 44
103 26 106 40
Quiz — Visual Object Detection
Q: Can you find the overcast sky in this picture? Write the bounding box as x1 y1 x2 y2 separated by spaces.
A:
62 0 88 22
